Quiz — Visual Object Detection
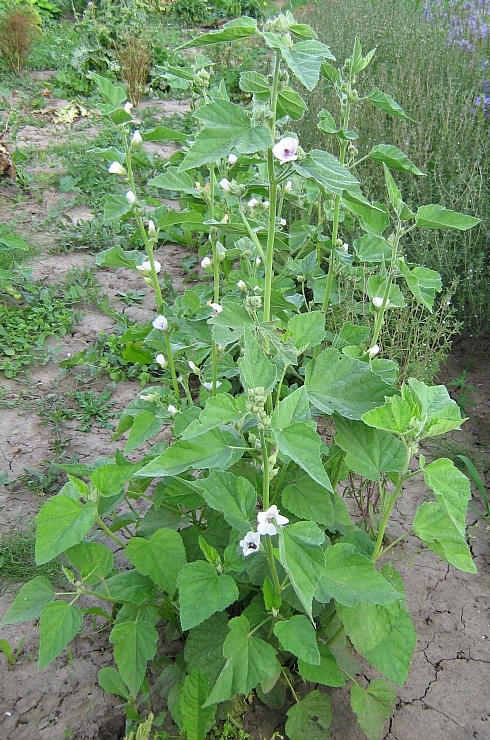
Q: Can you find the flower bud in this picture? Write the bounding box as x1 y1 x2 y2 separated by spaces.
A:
285 180 293 193
155 353 167 368
201 256 212 269
148 219 156 237
126 190 136 205
280 218 287 227
209 302 222 314
168 404 177 415
108 161 126 176
219 178 232 192
372 296 384 308
131 130 143 147
228 153 237 165
368 344 380 358
237 280 247 291
124 101 133 114
255 257 261 266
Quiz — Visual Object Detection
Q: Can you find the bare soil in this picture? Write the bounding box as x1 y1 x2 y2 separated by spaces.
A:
0 86 489 740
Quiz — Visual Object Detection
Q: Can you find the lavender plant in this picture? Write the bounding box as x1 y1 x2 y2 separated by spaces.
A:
1 13 481 740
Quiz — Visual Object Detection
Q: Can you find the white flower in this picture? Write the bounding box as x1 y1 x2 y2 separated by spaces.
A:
220 178 232 192
248 197 259 209
255 257 261 266
124 101 133 114
280 218 287 227
341 243 349 252
228 153 237 165
285 180 293 193
209 302 222 314
152 315 168 331
131 130 143 147
372 296 384 308
201 256 212 269
239 531 261 556
126 190 136 205
202 381 222 391
272 137 298 164
155 354 167 368
263 201 270 208
368 344 380 358
137 260 161 274
237 280 247 291
257 505 289 536
188 361 199 373
148 220 156 237
168 404 177 415
108 161 125 175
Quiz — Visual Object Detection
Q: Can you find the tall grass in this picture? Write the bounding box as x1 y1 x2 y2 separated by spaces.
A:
298 0 490 333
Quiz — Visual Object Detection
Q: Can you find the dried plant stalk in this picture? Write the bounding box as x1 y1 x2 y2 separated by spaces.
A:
0 7 40 74
116 36 153 107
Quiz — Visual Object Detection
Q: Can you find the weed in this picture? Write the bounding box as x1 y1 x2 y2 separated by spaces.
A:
0 636 25 665
447 369 478 413
116 35 153 106
0 527 63 586
71 388 117 431
116 289 146 306
0 6 41 74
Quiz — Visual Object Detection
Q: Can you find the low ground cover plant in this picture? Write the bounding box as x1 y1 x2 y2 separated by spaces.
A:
1 10 481 740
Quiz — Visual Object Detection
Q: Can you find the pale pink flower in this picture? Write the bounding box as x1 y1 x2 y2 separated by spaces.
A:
272 137 298 164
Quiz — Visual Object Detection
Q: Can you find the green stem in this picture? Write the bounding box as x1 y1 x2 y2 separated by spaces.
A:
281 666 300 703
371 447 411 562
371 223 402 347
260 429 270 509
164 330 180 400
237 201 266 261
96 515 126 548
209 165 220 397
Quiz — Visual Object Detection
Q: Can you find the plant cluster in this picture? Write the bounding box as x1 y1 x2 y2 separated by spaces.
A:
0 3 41 73
1 11 481 740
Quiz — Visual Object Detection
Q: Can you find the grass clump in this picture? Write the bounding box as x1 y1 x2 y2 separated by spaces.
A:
299 0 490 333
0 527 63 586
0 5 41 73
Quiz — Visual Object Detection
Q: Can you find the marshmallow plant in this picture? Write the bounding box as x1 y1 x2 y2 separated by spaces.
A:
2 13 481 740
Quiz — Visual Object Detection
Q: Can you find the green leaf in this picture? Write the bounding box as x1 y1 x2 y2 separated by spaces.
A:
38 601 83 668
285 690 332 740
367 144 424 175
148 167 197 193
398 260 442 311
65 542 114 584
126 529 186 595
35 495 96 565
180 99 272 171
281 39 335 91
90 72 126 107
98 667 131 701
182 394 246 440
415 204 480 230
277 522 325 620
422 457 471 536
287 311 325 352
1 577 55 625
334 416 408 480
95 571 156 604
239 326 277 394
343 196 389 236
305 348 398 420
181 668 216 740
366 275 406 308
104 194 131 221
315 543 401 606
110 618 159 696
368 89 415 122
277 87 308 120
361 394 413 435
353 234 391 263
297 149 364 198
195 472 257 533
282 475 334 527
90 463 135 497
273 423 333 491
135 429 244 477
271 386 311 430
274 615 320 665
184 613 228 685
351 679 397 740
177 561 239 631
240 70 269 95
0 233 30 252
205 615 277 706
405 378 464 437
95 246 141 269
337 566 416 684
298 644 344 686
210 298 254 347
142 126 187 143
413 502 476 573
178 17 257 48
125 411 162 454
